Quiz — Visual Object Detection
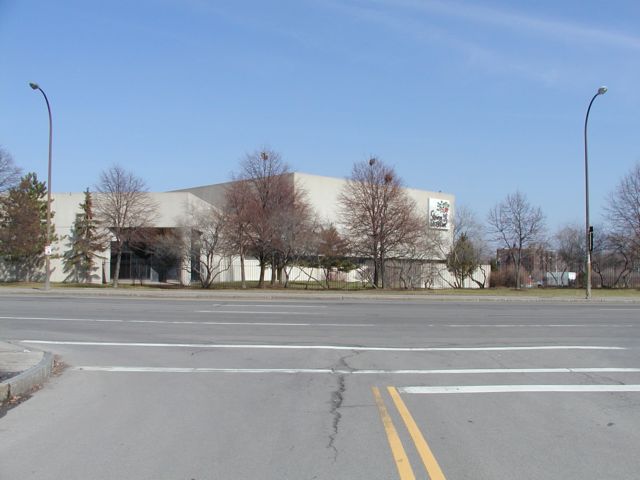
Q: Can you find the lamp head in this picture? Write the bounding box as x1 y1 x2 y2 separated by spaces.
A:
29 82 39 90
598 86 608 95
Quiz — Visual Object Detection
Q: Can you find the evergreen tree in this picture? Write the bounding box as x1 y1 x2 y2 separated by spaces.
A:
63 189 103 283
446 233 481 288
0 173 54 281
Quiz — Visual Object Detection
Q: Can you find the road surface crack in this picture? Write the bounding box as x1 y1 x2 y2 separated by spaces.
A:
328 374 346 461
327 352 358 460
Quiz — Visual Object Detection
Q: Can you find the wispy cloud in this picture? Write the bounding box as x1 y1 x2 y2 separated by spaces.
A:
317 0 634 87
370 0 640 51
319 0 571 85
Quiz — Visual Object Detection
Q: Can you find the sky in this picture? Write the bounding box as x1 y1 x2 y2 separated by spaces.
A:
1 0 639 233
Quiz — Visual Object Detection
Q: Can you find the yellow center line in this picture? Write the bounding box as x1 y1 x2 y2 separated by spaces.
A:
388 386 447 480
372 386 416 480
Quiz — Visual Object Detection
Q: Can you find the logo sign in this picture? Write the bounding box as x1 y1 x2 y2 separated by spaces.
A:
428 198 450 230
44 245 52 256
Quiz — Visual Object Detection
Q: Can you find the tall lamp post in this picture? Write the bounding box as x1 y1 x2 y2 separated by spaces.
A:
29 82 53 291
584 86 607 300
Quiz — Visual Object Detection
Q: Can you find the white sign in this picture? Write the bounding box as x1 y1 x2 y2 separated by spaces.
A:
428 198 450 230
44 245 52 256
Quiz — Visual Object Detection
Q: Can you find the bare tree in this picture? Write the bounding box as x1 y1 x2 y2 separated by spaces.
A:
338 157 423 288
553 224 584 285
223 180 252 288
441 205 489 288
182 204 231 288
270 188 316 287
393 220 441 289
94 165 157 287
0 147 21 193
488 191 545 290
605 162 640 254
230 148 308 288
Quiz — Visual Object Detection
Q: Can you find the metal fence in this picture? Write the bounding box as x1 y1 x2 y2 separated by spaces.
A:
192 258 491 290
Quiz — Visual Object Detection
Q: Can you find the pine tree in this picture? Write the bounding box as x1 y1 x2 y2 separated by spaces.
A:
0 173 55 281
63 189 103 283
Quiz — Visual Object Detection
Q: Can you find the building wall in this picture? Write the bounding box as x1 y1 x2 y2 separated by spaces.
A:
3 172 466 287
47 192 212 283
179 172 456 261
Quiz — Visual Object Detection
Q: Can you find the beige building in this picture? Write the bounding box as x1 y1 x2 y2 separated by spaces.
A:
36 172 467 287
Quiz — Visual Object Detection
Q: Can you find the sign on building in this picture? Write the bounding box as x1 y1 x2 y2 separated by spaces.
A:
428 198 450 230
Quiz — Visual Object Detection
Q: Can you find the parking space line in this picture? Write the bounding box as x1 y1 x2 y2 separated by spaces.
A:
372 387 416 480
388 386 447 480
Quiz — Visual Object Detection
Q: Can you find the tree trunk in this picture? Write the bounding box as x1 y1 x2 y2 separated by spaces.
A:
240 251 246 289
258 257 266 288
270 255 277 286
113 249 122 288
515 249 522 290
373 259 379 288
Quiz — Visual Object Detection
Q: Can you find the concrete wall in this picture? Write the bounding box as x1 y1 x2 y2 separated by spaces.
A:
47 192 212 283
2 172 458 285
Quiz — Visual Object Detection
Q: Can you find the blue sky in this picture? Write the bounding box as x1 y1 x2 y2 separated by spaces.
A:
1 0 639 232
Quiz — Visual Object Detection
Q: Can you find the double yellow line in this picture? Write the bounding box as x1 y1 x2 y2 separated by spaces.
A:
372 386 447 480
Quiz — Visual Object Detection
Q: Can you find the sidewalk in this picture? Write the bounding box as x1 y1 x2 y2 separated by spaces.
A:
0 341 54 403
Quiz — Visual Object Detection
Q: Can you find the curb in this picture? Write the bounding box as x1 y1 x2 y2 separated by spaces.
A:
0 351 54 403
0 286 639 303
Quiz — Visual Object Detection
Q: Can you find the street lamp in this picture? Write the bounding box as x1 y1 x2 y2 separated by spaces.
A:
584 86 607 300
29 82 53 291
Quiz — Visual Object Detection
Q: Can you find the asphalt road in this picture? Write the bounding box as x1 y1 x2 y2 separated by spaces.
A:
1 294 640 479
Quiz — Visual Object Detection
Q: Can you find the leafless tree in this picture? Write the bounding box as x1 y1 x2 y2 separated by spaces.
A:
223 180 252 288
605 162 640 254
553 224 584 285
338 157 423 288
229 148 311 288
590 226 637 288
0 147 21 193
487 191 545 289
261 183 316 287
388 218 442 289
181 204 232 288
438 205 491 288
94 165 157 287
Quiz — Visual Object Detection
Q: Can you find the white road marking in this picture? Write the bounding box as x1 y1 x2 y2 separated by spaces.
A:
442 324 638 328
0 316 370 327
21 340 626 352
73 366 640 374
194 310 326 315
400 385 640 394
2 316 636 328
206 304 327 308
599 308 640 311
75 366 337 374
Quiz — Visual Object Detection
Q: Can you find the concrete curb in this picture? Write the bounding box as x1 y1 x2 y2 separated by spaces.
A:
0 286 639 303
0 350 54 402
